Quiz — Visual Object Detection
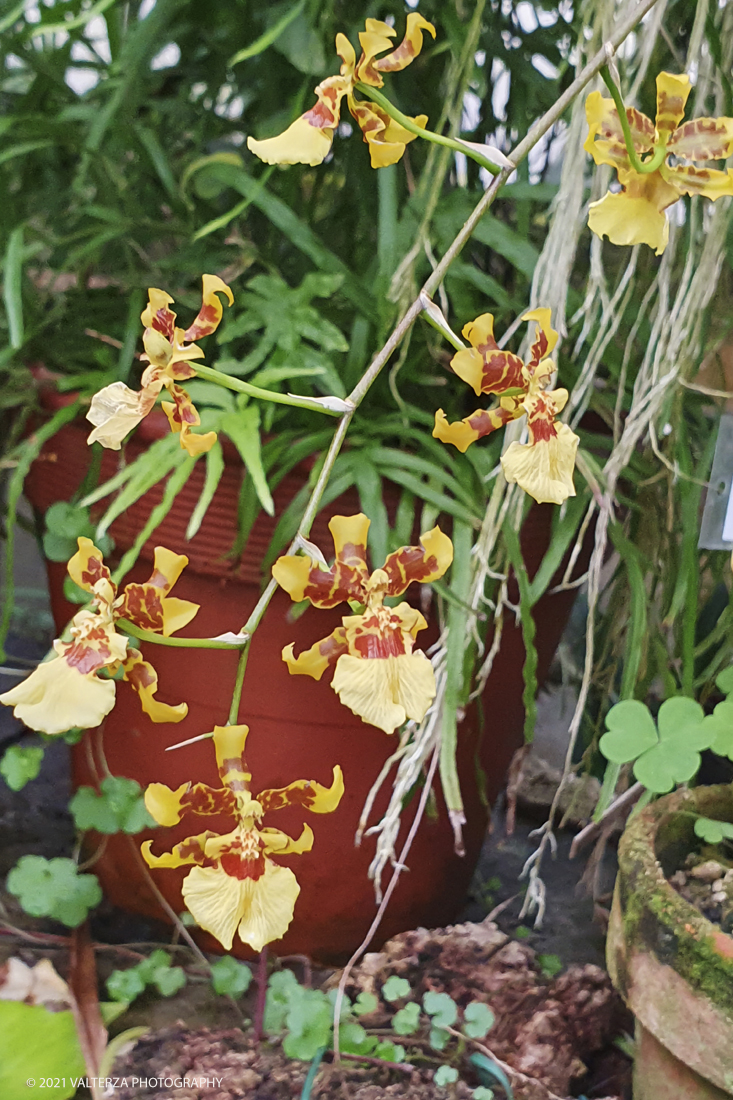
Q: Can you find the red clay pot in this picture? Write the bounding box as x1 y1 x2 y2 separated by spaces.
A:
24 413 582 963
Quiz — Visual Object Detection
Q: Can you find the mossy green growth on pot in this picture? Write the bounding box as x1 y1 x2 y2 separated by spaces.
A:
608 785 733 1098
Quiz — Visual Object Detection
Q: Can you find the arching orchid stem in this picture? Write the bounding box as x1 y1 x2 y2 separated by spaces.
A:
116 619 249 649
227 643 250 726
353 82 505 176
599 65 667 173
193 363 350 416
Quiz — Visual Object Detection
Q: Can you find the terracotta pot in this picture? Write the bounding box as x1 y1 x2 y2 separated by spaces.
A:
607 785 733 1099
24 414 584 963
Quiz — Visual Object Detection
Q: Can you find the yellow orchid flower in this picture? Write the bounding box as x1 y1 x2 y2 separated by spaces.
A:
0 538 197 735
86 275 233 456
434 309 579 506
272 514 453 733
585 72 733 254
142 724 344 952
247 14 435 169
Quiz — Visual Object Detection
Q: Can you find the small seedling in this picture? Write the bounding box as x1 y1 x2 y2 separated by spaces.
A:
107 949 186 1003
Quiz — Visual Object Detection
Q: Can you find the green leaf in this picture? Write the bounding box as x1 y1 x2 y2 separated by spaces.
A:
210 956 253 997
263 969 300 1033
6 855 102 927
599 700 658 764
339 1022 377 1056
106 967 146 1003
715 666 733 695
152 967 186 997
374 1040 406 1062
473 1089 495 1099
693 816 733 844
423 990 458 1027
463 1001 495 1038
537 954 563 979
220 406 274 516
470 1053 515 1099
434 1065 459 1087
429 1026 450 1050
70 777 155 835
381 975 411 1002
703 699 733 761
282 988 333 1061
0 744 44 791
353 991 379 1016
391 1002 421 1035
656 697 705 739
3 225 24 349
0 1002 85 1099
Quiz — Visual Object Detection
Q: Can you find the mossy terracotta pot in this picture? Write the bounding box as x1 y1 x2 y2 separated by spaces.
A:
24 414 585 963
607 784 733 1099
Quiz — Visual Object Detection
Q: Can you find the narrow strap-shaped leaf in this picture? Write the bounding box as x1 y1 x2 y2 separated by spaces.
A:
3 225 24 349
95 434 182 537
353 460 388 568
470 1052 515 1099
372 467 479 526
220 406 274 517
186 441 225 540
503 518 538 744
0 402 81 659
112 457 196 585
368 446 477 509
527 492 590 605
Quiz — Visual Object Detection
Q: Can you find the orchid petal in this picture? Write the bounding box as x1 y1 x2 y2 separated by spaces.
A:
281 628 349 680
258 766 344 815
655 71 691 144
122 648 187 723
501 421 579 505
183 275 233 342
332 650 436 733
381 526 453 596
0 658 115 736
141 832 217 870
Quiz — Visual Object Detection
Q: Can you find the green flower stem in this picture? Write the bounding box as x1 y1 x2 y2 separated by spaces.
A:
192 363 344 417
227 643 250 726
599 65 666 174
116 619 248 649
354 82 502 176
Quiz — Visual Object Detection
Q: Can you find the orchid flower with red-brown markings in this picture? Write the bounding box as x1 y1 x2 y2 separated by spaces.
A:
86 275 233 456
434 309 579 506
585 72 733 254
142 724 344 951
272 514 453 734
247 15 435 169
0 538 197 736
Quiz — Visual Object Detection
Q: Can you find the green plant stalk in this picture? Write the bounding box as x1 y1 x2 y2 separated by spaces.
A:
227 644 251 726
599 66 667 174
354 83 503 177
193 363 346 417
116 620 248 650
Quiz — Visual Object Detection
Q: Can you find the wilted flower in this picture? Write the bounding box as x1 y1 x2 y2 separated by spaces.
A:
86 275 233 456
585 72 733 254
434 309 579 506
272 514 453 733
247 15 435 169
142 724 343 951
0 538 196 735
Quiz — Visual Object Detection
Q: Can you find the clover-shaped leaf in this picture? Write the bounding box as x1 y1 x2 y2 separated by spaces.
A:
694 816 733 844
429 1026 450 1050
210 956 253 997
6 856 102 927
106 967 146 1003
382 975 411 1002
70 777 156 835
392 1001 421 1035
107 949 186 1003
353 991 379 1016
0 745 44 791
599 700 657 763
340 1022 377 1056
423 990 458 1028
601 697 711 794
435 1065 459 1087
282 988 333 1060
473 1089 495 1099
702 698 733 762
463 1001 495 1039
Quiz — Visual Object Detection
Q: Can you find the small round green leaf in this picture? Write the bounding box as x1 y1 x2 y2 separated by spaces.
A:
0 744 44 791
434 1065 459 1087
463 1001 495 1038
210 956 253 997
382 975 411 1002
353 990 379 1016
106 968 145 1003
694 816 733 844
392 1001 420 1035
600 700 657 764
423 990 458 1027
656 697 706 744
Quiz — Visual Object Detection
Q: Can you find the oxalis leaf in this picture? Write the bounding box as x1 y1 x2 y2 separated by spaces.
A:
210 956 253 997
6 855 102 927
423 990 458 1027
694 816 733 844
391 1001 420 1035
381 975 411 1002
0 744 44 791
701 698 733 762
463 1001 495 1039
600 697 711 794
70 776 156 834
434 1065 459 1087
